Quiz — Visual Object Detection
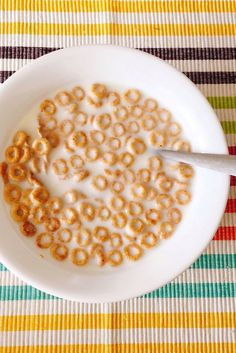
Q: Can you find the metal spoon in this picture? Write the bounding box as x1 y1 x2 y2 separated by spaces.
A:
156 149 236 176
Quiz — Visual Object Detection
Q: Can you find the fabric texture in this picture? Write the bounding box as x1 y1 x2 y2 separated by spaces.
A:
0 1 235 352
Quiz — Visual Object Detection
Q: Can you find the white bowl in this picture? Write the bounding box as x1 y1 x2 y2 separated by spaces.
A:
0 46 229 302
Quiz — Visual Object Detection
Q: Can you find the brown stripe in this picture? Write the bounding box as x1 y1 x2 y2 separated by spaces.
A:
0 47 235 60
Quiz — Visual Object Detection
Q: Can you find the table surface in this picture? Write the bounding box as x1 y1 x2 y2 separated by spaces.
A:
0 1 235 352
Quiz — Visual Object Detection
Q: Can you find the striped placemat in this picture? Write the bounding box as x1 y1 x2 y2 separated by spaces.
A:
0 1 235 352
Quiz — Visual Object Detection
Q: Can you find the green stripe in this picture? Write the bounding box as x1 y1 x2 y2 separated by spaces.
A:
208 96 236 109
0 264 7 271
221 121 236 134
0 283 235 300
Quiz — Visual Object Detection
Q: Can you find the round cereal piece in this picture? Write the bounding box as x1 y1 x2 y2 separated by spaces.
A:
128 217 145 235
90 243 104 256
93 226 109 242
20 221 37 237
71 248 89 266
64 140 76 154
131 183 148 199
128 137 146 155
141 115 157 131
127 120 140 134
76 228 92 247
50 243 68 261
59 119 75 136
124 89 141 104
71 131 88 149
87 96 103 108
27 170 42 187
107 249 123 266
67 103 78 114
92 175 108 191
94 248 106 267
52 159 68 176
84 146 100 162
45 131 60 148
91 83 107 99
5 146 21 164
149 131 166 148
13 130 29 146
145 209 161 225
127 201 144 216
157 175 173 192
124 243 143 261
156 194 173 210
80 202 96 222
109 233 123 248
159 222 174 239
107 137 121 151
157 108 171 122
55 91 73 106
110 181 124 194
112 122 126 137
36 232 54 249
11 203 29 222
179 164 194 179
61 207 78 225
146 186 158 201
8 164 27 182
0 162 9 184
119 152 135 167
45 217 61 232
175 189 191 205
168 208 182 224
137 168 151 183
122 169 136 184
30 205 48 224
141 232 159 249
112 212 127 229
73 169 90 182
31 187 49 205
69 155 84 170
102 151 117 166
64 190 78 204
171 139 191 152
113 106 128 121
97 206 111 221
46 197 63 215
40 99 56 115
148 156 163 171
21 188 32 207
107 91 120 106
57 228 72 243
94 113 111 130
110 195 126 211
73 111 88 126
143 98 158 112
90 130 106 145
4 184 22 204
130 105 144 118
20 145 32 163
32 138 51 156
167 122 181 136
38 116 57 131
71 86 85 101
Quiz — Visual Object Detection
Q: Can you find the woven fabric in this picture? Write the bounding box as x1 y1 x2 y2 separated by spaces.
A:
0 1 235 352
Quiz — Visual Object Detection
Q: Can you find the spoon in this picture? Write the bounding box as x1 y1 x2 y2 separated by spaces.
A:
156 149 236 176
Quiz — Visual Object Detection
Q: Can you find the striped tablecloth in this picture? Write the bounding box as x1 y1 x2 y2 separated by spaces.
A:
0 1 235 352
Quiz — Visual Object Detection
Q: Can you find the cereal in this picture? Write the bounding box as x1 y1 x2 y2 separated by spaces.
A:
45 217 61 232
94 114 111 130
141 115 157 131
107 249 123 266
70 155 84 170
168 208 182 224
84 146 100 162
141 232 159 249
113 106 128 121
74 169 90 182
31 187 49 205
124 243 143 261
156 175 173 192
70 131 87 149
143 98 158 112
110 181 124 194
8 164 27 182
107 92 120 106
57 228 72 243
159 222 174 239
20 145 32 163
11 203 29 222
39 116 57 131
90 130 106 145
137 168 151 183
110 195 126 211
21 188 32 206
67 103 78 114
30 205 48 224
73 111 88 126
112 122 126 137
45 131 60 148
4 184 22 204
92 175 108 191
149 131 166 148
5 146 21 164
50 243 68 261
32 138 51 156
55 91 73 106
46 197 63 215
130 105 144 118
131 183 148 199
13 131 29 146
91 83 107 99
128 217 145 235
175 189 191 205
97 206 111 221
156 194 173 210
80 202 96 222
122 169 136 184
167 122 181 136
71 248 89 266
40 99 56 115
127 201 144 216
157 108 171 122
127 120 140 134
0 162 9 184
146 187 158 201
171 139 191 152
61 207 78 225
76 228 92 247
145 209 161 225
128 137 146 155
20 221 37 237
112 212 127 229
119 152 134 167
71 86 85 101
59 119 75 136
87 96 102 108
64 190 78 204
109 233 123 248
93 226 109 242
178 164 194 179
36 232 54 249
124 89 141 104
52 159 68 176
148 156 163 171
102 151 117 166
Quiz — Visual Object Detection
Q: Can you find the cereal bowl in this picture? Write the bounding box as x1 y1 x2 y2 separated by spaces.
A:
0 46 229 302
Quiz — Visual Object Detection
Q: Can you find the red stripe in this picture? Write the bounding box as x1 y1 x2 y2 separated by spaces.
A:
230 176 236 186
225 199 236 213
229 146 236 155
213 227 236 240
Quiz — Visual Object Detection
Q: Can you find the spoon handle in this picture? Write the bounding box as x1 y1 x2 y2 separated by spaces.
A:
157 149 236 176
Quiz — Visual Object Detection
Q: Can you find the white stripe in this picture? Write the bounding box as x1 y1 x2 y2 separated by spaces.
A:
216 110 236 122
1 328 235 345
1 58 235 73
197 85 236 97
221 213 236 227
0 35 235 48
204 240 236 254
1 11 235 25
226 134 236 145
0 297 234 316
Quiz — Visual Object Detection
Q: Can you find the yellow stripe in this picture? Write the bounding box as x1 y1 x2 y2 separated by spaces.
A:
0 23 235 36
0 343 235 353
0 1 235 13
0 312 234 331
